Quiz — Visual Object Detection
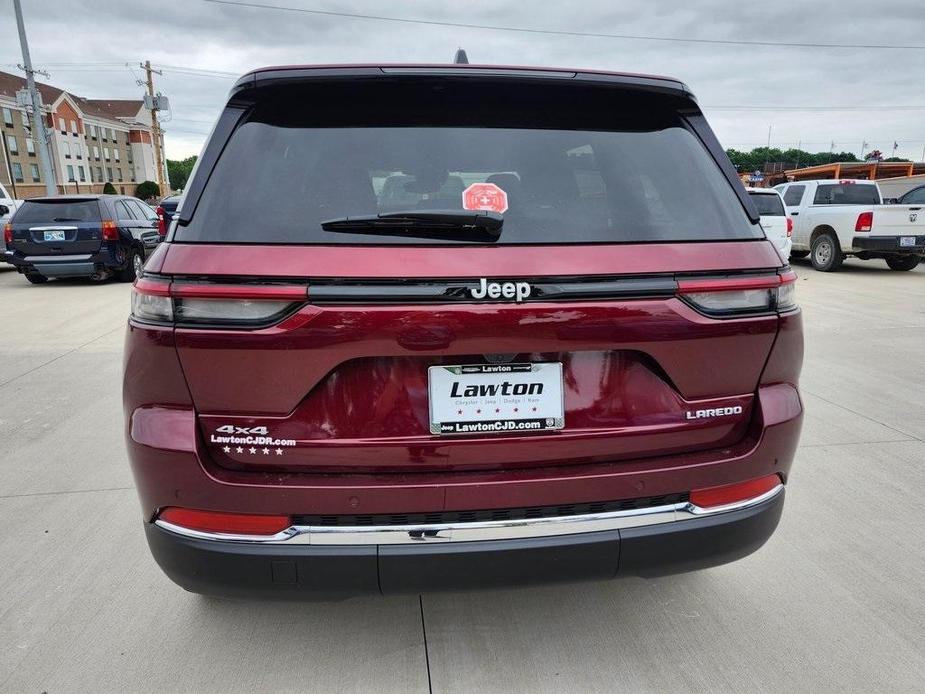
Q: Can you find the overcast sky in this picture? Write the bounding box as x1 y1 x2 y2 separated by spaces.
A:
2 0 923 162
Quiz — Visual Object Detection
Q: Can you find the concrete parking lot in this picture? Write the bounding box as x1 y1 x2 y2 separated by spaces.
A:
1 257 924 693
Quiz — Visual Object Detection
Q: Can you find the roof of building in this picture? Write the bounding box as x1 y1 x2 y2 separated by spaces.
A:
0 70 143 124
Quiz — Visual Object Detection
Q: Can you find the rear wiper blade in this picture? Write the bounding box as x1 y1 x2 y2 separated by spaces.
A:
321 210 503 242
52 217 82 222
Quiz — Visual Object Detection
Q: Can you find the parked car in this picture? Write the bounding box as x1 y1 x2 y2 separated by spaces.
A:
125 64 803 598
895 184 925 205
776 179 924 271
746 187 792 260
5 194 161 283
156 194 183 237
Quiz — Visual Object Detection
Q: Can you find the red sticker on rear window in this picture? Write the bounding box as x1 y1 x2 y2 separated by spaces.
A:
462 182 509 214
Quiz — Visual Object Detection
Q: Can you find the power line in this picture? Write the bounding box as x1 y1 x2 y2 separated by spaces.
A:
203 0 925 51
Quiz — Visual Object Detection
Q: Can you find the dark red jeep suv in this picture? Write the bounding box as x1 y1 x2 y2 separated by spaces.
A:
124 64 803 598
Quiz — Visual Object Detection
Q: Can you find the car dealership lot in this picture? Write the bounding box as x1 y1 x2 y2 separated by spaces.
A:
1 260 924 693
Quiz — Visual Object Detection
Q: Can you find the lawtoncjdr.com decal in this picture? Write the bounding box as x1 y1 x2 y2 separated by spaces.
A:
209 425 296 456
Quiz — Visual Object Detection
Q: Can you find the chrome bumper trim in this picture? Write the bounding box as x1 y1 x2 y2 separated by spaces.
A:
154 484 783 546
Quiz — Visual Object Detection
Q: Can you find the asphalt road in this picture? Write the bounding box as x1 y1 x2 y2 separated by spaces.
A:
1 257 924 693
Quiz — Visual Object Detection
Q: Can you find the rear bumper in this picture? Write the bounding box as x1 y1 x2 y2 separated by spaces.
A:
145 485 784 599
853 235 925 254
7 250 120 277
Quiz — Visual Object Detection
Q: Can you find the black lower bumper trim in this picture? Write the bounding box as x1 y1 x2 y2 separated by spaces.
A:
853 236 925 254
144 490 784 599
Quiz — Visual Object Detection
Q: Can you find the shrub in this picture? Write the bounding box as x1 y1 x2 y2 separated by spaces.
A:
134 180 160 200
102 182 117 195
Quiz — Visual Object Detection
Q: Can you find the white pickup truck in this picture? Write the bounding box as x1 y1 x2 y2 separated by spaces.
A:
774 179 924 271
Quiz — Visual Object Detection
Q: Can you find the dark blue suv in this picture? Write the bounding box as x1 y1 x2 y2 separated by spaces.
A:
4 195 161 284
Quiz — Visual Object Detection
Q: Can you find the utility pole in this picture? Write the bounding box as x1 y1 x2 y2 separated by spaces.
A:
13 0 56 196
141 61 166 195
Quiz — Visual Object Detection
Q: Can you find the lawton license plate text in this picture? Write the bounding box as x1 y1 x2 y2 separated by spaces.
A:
43 230 66 241
428 362 565 435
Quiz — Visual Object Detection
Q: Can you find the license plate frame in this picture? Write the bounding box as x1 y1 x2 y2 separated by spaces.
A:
43 230 66 242
428 362 565 436
900 236 916 247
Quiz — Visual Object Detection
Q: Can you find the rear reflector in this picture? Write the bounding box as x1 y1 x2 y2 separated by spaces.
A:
158 507 291 535
690 474 781 509
855 211 873 232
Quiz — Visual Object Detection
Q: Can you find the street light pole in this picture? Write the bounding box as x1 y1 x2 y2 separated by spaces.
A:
13 0 57 196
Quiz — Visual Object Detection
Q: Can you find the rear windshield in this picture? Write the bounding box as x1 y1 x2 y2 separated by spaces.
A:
178 86 760 245
748 192 785 216
14 200 101 224
813 184 880 205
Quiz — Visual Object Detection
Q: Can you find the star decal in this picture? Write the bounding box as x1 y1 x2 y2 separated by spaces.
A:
235 446 243 454
222 446 231 453
249 447 257 454
262 447 270 455
275 448 284 455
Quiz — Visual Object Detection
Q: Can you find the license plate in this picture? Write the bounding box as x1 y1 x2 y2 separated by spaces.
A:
900 236 915 247
43 230 66 241
429 362 564 435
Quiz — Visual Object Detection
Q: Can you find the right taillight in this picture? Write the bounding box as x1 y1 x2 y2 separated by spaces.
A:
130 278 309 328
679 271 797 316
155 206 167 237
3 223 11 245
855 211 873 232
786 217 793 236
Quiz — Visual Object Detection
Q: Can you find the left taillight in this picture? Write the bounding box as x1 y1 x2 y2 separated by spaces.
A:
3 223 11 245
855 211 873 232
679 271 797 317
130 278 308 328
786 217 793 237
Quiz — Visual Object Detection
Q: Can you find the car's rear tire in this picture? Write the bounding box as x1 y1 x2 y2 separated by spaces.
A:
810 233 843 272
117 246 144 282
885 255 921 271
25 272 48 284
789 250 810 259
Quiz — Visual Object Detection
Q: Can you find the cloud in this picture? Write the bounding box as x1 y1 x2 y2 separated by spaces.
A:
2 0 923 160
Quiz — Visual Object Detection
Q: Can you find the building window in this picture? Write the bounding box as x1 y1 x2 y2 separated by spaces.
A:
2 107 12 127
109 128 115 141
63 141 71 159
58 117 66 133
30 163 40 182
6 135 17 154
70 119 78 135
26 138 35 155
12 162 23 182
116 168 123 182
20 110 29 127
93 146 100 160
66 164 75 181
103 147 110 161
90 124 97 140
106 166 113 181
96 166 103 181
78 166 86 182
114 149 120 162
75 143 82 159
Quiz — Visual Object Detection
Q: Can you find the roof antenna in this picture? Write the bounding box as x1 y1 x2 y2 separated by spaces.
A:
453 48 469 64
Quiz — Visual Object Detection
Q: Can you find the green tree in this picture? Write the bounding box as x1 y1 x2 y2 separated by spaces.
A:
726 147 860 171
166 155 197 192
102 182 117 195
135 180 161 201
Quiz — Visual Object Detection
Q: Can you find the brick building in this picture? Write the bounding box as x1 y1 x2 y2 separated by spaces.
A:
0 70 167 199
